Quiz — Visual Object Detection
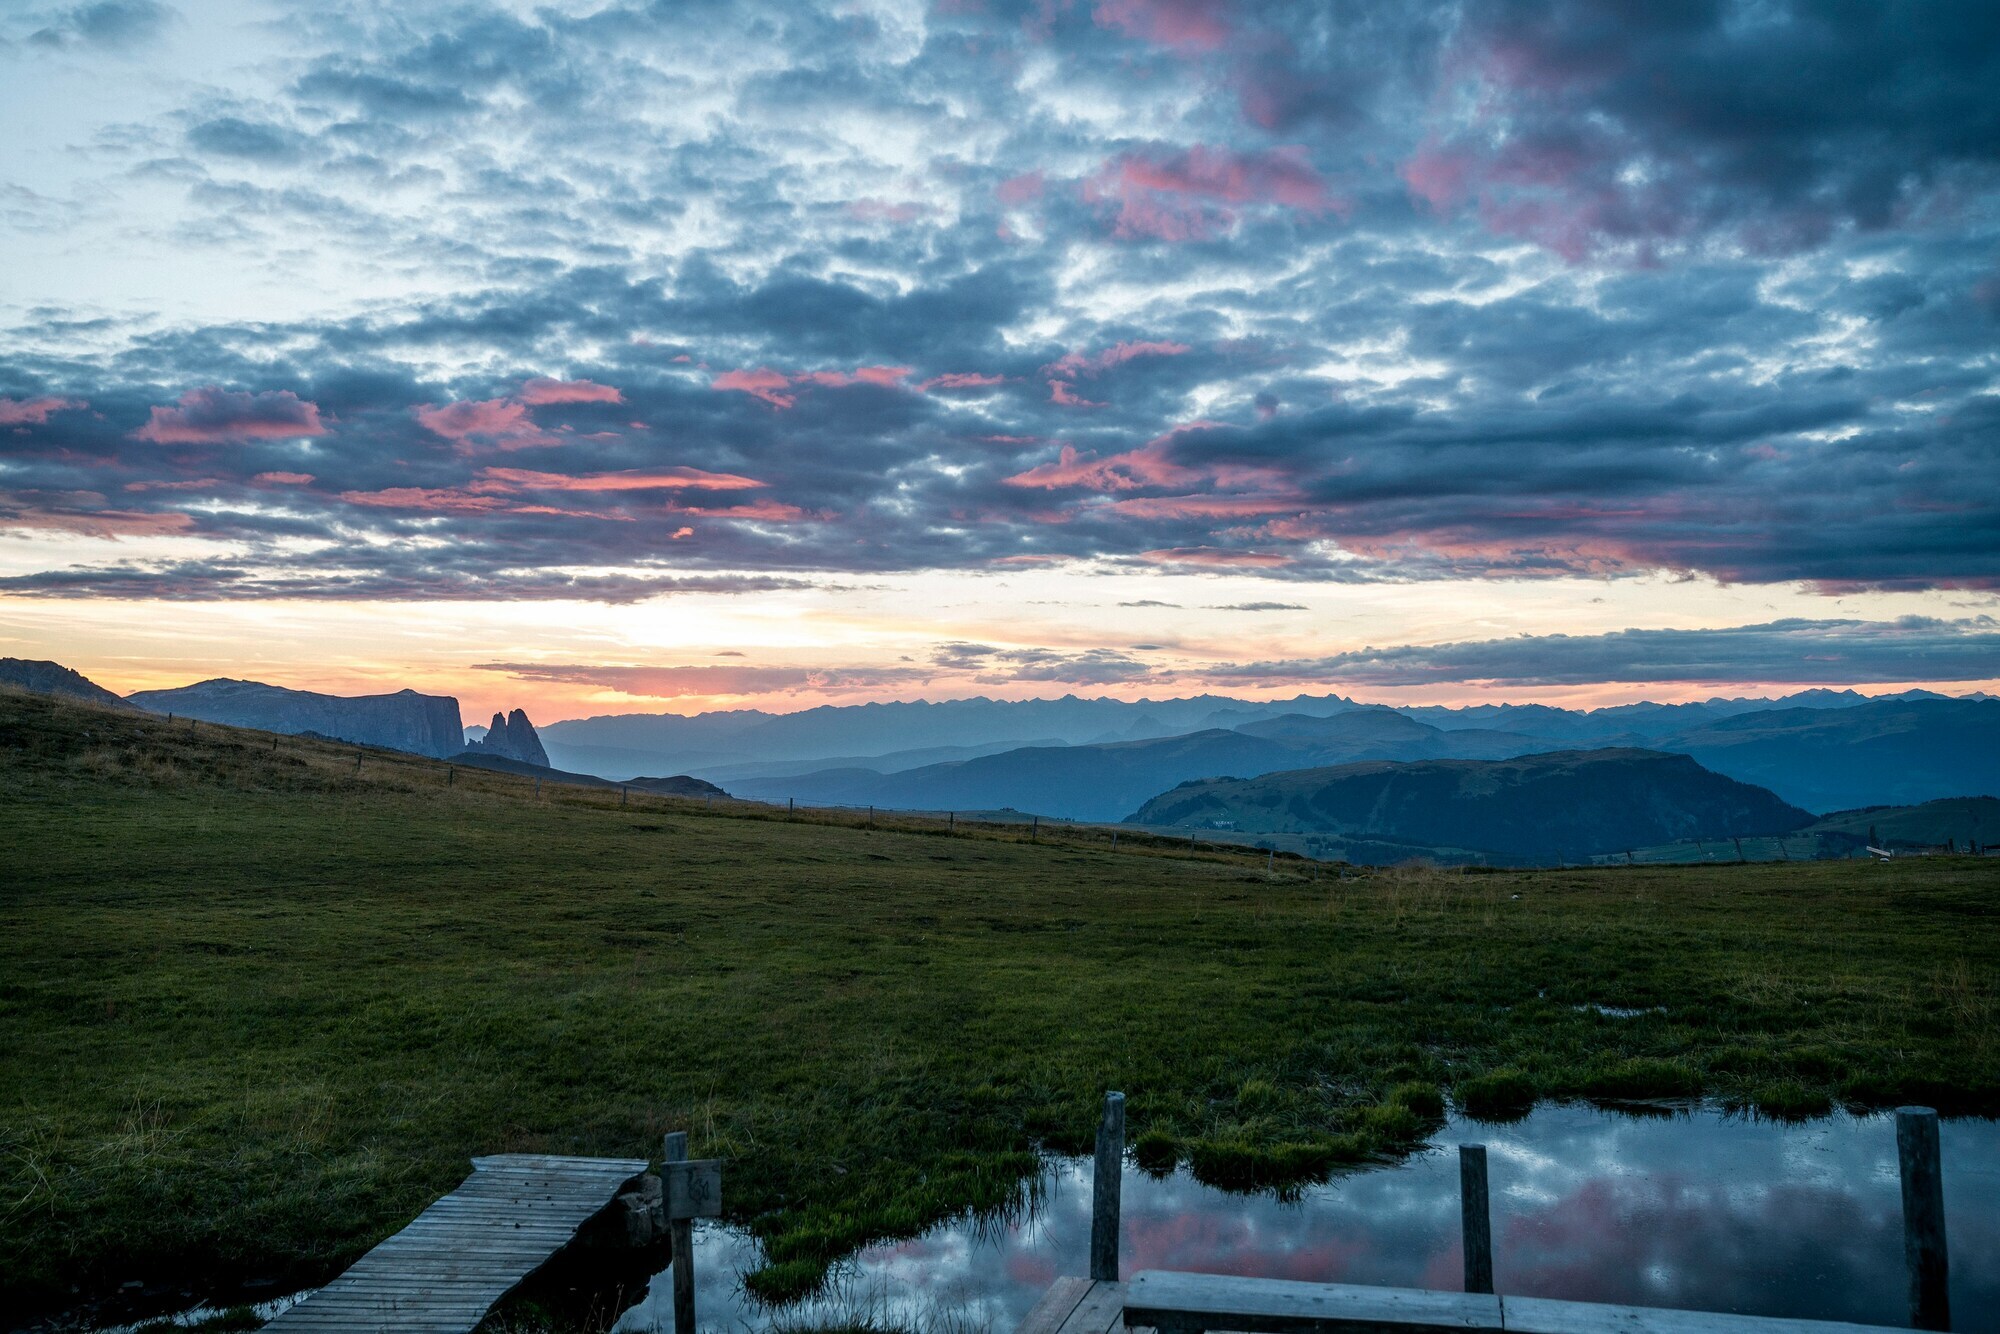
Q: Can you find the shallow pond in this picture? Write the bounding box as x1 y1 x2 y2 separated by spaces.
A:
614 1103 2000 1333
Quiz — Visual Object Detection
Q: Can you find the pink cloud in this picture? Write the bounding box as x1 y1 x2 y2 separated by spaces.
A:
711 369 798 408
479 466 764 492
996 171 1045 206
415 398 550 449
133 388 328 444
252 471 315 486
1047 340 1191 378
713 365 913 410
1049 380 1107 407
0 506 197 538
340 487 514 513
418 378 629 450
1084 145 1340 241
0 396 86 426
919 372 1007 392
675 499 807 522
1092 0 1230 51
516 377 624 405
847 198 933 224
1108 494 1304 518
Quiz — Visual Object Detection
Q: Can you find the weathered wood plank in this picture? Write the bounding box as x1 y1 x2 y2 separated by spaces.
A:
1061 1279 1128 1334
266 1154 650 1334
1122 1271 1500 1334
1018 1276 1095 1334
1499 1295 1906 1334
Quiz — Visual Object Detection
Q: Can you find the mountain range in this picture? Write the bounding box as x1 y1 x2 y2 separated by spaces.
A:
722 696 1999 819
4 658 1994 821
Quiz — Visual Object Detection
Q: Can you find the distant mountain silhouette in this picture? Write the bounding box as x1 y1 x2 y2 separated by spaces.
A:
1651 698 2000 811
128 679 464 758
1128 749 1815 864
732 710 1562 823
0 658 130 710
463 708 549 766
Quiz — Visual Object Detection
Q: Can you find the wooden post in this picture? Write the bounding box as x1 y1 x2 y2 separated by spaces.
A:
948 811 955 830
1032 814 1039 842
621 785 628 807
1897 1106 1950 1331
534 776 541 798
1092 1091 1125 1282
788 797 795 813
1267 848 1275 873
447 765 454 786
868 805 874 825
1111 831 1118 851
665 1130 696 1334
1460 1145 1493 1294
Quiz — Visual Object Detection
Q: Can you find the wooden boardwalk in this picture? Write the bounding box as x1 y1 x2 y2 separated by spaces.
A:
267 1153 650 1333
1020 1272 1910 1334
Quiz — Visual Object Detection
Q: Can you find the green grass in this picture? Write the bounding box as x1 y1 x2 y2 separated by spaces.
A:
2 686 1998 1317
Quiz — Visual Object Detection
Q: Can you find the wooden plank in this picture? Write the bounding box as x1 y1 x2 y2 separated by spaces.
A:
1122 1271 1500 1334
266 1154 652 1334
1895 1107 1950 1332
1017 1276 1094 1334
1061 1279 1128 1334
1499 1295 1907 1334
1459 1145 1492 1295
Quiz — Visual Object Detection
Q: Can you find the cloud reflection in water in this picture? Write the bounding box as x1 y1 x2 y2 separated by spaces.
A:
615 1104 1999 1333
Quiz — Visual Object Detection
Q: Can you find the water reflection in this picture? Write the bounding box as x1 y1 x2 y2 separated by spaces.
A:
614 1104 1999 1333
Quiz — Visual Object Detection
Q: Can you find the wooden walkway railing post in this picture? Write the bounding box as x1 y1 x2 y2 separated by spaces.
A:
1091 1091 1125 1281
1459 1144 1493 1295
1897 1106 1950 1331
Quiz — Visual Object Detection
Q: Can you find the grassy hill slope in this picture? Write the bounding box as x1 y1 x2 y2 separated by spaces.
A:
2 686 1996 1318
1128 748 1813 863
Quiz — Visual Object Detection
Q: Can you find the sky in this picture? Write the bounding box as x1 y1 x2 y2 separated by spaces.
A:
2 0 1999 722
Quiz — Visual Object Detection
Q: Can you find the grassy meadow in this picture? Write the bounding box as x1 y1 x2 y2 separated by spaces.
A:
2 685 1997 1317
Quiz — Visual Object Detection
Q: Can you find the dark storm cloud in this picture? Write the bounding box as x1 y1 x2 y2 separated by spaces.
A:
1200 618 2000 688
6 1 2000 600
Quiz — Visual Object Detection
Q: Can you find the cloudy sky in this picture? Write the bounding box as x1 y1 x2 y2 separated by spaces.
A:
3 0 1998 719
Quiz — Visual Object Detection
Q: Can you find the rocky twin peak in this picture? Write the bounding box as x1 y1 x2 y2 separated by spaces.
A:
467 708 550 767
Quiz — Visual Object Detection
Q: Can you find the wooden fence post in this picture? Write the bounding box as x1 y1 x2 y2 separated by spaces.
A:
1460 1144 1493 1294
1110 831 1118 851
948 811 955 830
665 1130 697 1334
447 765 454 787
1032 814 1039 842
1897 1106 1950 1331
620 785 627 807
534 776 541 798
1091 1090 1125 1282
788 797 795 813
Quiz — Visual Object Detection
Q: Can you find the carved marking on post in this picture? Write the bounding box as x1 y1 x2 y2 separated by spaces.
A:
665 1159 723 1220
